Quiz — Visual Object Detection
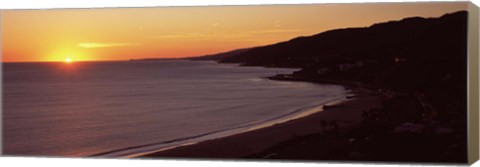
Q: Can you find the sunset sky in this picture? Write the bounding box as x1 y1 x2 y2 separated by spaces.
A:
1 2 467 62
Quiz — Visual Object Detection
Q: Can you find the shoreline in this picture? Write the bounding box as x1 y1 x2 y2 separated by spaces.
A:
97 93 348 158
138 61 467 163
90 69 351 158
139 85 385 159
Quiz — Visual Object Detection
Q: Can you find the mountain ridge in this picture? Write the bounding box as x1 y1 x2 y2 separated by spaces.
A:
192 11 468 125
195 11 467 92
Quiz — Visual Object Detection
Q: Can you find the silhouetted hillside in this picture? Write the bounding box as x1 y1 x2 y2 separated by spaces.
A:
188 48 252 61
200 10 468 139
205 10 467 104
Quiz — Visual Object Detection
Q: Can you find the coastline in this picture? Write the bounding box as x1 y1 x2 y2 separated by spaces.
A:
138 63 467 163
96 91 348 158
139 85 385 159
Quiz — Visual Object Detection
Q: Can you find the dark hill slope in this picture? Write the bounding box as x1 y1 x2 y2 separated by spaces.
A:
218 11 467 93
188 48 252 61
211 11 468 133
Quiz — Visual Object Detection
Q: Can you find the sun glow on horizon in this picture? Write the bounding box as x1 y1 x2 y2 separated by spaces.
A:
65 57 73 63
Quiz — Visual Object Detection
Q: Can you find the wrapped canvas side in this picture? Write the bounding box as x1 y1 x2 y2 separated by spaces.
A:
468 1 479 165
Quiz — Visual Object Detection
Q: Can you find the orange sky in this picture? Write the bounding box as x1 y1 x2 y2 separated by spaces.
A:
1 2 467 62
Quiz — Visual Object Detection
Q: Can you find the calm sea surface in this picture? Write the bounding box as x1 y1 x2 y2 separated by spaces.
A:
3 60 346 157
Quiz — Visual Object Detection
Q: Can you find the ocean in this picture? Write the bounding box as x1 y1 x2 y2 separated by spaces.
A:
3 60 347 157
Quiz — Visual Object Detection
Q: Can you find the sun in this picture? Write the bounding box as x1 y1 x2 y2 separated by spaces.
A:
65 57 73 63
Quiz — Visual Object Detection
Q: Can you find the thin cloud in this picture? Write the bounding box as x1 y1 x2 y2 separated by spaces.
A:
78 42 139 48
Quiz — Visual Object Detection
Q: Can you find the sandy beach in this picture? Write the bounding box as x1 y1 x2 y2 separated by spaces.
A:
140 87 385 159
